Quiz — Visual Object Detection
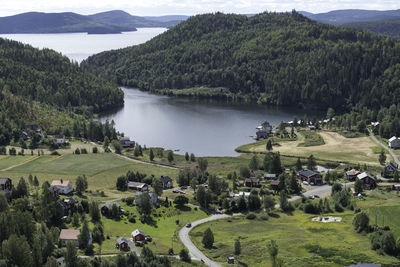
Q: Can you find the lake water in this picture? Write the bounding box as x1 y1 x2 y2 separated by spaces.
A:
0 28 167 63
100 88 319 156
1 28 318 156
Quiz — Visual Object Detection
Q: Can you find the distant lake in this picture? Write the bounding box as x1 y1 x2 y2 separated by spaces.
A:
100 88 320 156
1 28 319 156
0 28 167 62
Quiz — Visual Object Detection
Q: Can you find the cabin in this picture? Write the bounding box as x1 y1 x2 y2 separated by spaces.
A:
385 162 399 174
160 176 173 189
256 121 272 139
244 178 260 187
346 169 360 181
119 136 135 148
264 174 277 180
270 180 280 191
389 137 400 149
297 170 323 185
227 257 235 264
127 182 148 191
131 229 146 242
101 202 122 217
116 237 130 251
0 178 12 200
135 191 158 206
357 172 377 190
55 135 68 145
50 180 73 195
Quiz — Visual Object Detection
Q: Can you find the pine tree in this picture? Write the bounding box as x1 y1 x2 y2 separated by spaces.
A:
202 228 214 249
190 153 196 162
149 149 154 161
33 176 39 186
167 150 174 163
379 150 387 165
32 236 42 267
266 139 273 151
249 154 259 171
354 178 363 194
307 154 316 170
185 152 189 161
296 157 302 171
234 238 241 255
78 220 90 249
267 240 279 267
65 241 78 267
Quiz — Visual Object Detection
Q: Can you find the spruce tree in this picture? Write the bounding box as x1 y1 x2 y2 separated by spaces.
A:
234 238 241 255
78 220 90 249
149 149 154 161
202 228 214 249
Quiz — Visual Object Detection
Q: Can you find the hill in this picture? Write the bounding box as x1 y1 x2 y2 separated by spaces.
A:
302 9 400 25
0 12 137 34
343 18 400 38
88 10 163 28
82 11 400 112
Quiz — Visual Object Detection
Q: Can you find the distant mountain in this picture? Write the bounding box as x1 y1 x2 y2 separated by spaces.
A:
89 10 168 28
143 15 190 23
301 9 400 25
343 18 400 38
0 12 137 34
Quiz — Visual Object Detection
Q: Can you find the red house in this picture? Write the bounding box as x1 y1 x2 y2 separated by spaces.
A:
116 237 130 251
357 172 377 190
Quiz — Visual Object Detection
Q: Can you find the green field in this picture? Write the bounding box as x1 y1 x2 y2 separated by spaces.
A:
189 211 399 267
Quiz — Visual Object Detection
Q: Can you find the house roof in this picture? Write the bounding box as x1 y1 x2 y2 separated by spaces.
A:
132 229 145 237
346 169 360 176
117 237 129 244
389 136 398 142
128 182 147 188
245 178 260 182
160 176 172 183
120 136 131 141
59 229 80 240
386 162 399 169
51 180 71 187
264 174 276 178
0 178 11 185
357 172 375 181
298 169 319 177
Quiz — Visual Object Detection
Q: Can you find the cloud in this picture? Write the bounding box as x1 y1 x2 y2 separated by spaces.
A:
0 0 399 16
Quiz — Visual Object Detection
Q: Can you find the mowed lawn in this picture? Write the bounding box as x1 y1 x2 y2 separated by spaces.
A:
98 202 208 255
190 211 400 267
0 155 37 170
236 131 382 166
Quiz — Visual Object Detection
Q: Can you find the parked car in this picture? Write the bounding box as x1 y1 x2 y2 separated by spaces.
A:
179 190 186 194
308 195 315 200
186 223 192 228
172 189 179 193
215 210 223 214
313 195 320 198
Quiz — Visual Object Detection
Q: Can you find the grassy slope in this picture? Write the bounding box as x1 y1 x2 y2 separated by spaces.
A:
236 131 382 166
190 211 399 267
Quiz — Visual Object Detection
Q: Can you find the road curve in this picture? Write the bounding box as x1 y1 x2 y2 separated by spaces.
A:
369 130 399 165
179 182 354 266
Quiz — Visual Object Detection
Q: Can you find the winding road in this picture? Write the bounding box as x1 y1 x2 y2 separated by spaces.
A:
369 130 399 165
179 182 354 267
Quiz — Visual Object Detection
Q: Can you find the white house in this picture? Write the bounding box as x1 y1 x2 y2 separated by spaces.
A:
389 136 400 149
50 180 73 195
55 135 68 145
233 192 250 200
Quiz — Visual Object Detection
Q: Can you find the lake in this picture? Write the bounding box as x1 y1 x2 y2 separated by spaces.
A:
100 88 319 156
0 28 167 62
2 28 318 156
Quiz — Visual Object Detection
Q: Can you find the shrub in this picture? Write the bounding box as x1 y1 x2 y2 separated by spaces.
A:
353 211 369 232
92 147 98 153
246 213 257 220
259 214 269 221
304 203 319 214
334 202 344 212
51 151 60 156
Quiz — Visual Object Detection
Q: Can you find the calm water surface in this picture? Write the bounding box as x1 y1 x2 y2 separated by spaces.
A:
100 88 319 156
1 29 319 156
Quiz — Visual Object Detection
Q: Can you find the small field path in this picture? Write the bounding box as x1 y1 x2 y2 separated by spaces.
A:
369 130 399 165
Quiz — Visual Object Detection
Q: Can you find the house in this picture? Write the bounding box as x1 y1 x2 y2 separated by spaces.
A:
55 135 68 145
135 191 158 206
0 178 12 200
256 121 272 139
160 176 173 189
101 202 122 217
61 198 77 215
357 172 377 190
119 136 135 148
244 178 260 187
297 170 323 185
346 169 360 181
270 180 280 191
264 174 277 180
371 122 380 128
392 184 400 191
60 229 79 246
385 162 399 174
233 192 250 200
127 182 148 191
131 229 146 242
50 180 73 195
116 237 130 251
389 136 400 149
227 257 235 264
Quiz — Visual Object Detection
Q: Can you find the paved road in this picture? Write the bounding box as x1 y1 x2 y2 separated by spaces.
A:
369 130 399 165
179 182 354 267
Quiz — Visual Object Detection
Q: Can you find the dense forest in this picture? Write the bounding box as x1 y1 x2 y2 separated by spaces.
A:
0 38 123 112
83 11 400 113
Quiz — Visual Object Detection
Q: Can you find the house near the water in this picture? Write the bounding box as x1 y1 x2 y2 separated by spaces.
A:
256 121 272 139
119 136 135 148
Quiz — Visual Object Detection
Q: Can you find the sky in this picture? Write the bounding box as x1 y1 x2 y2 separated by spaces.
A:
0 0 399 16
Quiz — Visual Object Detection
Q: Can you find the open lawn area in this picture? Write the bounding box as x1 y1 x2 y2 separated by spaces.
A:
236 131 383 166
95 203 208 255
189 211 399 267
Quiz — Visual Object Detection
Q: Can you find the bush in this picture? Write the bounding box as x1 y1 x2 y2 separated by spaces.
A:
51 151 60 156
74 148 81 154
304 203 319 214
92 147 98 153
353 211 369 232
246 213 257 220
81 148 88 154
259 214 269 221
334 202 344 212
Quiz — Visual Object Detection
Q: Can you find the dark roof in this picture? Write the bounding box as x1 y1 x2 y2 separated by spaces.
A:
298 169 319 177
0 178 11 185
160 176 172 183
386 162 399 169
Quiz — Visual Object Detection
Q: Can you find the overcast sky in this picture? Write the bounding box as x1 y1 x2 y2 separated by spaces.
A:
1 0 399 16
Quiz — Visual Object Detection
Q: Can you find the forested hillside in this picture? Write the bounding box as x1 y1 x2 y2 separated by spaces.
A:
82 11 400 113
343 18 400 38
0 38 123 112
